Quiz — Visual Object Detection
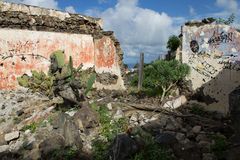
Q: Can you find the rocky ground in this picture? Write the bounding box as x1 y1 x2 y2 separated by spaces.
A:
0 88 239 160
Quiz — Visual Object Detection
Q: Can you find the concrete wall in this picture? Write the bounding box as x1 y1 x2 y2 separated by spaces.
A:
182 24 240 113
0 2 125 90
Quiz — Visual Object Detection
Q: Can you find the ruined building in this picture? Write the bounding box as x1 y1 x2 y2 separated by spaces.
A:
0 2 125 90
179 20 240 113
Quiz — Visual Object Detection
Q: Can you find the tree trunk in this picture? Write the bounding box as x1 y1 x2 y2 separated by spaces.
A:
160 87 166 102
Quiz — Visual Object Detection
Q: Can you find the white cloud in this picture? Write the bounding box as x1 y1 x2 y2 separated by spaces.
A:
85 0 181 62
210 0 240 28
65 6 76 13
216 0 238 13
189 6 196 16
5 0 59 9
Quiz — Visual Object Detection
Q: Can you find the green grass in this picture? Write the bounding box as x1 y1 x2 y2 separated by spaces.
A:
21 117 54 133
22 122 37 133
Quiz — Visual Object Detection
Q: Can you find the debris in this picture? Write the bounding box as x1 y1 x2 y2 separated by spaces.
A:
4 131 20 142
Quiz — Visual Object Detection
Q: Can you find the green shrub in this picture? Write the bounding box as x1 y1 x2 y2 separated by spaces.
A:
143 60 190 101
167 35 181 52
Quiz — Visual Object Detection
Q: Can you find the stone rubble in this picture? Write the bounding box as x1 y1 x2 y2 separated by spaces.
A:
4 131 20 142
0 89 238 160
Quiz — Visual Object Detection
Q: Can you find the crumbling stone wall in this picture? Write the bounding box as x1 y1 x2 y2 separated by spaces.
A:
181 23 240 113
0 2 125 90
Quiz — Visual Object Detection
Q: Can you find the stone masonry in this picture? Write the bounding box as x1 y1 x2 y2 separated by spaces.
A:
0 2 125 90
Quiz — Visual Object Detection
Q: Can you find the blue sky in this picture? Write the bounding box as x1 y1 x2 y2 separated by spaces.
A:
5 0 240 65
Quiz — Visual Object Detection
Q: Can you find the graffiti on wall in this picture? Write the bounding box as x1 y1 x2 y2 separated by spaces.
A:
182 24 240 113
190 40 200 53
186 26 240 78
207 31 233 45
0 40 49 62
0 29 96 89
0 29 122 90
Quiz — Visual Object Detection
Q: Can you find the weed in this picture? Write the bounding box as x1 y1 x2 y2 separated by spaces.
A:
22 122 37 133
48 147 79 160
92 139 109 160
0 118 6 124
91 104 129 160
132 144 171 160
13 117 21 124
39 120 48 128
210 135 228 159
91 104 173 160
190 104 206 116
131 128 173 160
47 116 54 125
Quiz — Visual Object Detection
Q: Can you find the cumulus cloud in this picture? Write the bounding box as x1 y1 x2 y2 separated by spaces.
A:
212 0 240 28
216 0 238 13
86 0 181 63
5 0 59 9
65 6 76 13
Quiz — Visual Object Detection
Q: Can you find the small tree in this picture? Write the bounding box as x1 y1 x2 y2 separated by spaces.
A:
167 35 181 52
143 60 190 101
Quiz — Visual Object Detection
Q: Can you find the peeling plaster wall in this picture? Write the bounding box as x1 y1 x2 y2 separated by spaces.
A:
0 2 125 90
182 24 240 113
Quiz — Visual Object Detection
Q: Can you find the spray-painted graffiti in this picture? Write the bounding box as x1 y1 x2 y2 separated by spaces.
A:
187 27 240 77
190 40 200 53
0 40 49 63
0 29 123 90
182 24 240 113
0 29 96 89
207 31 233 45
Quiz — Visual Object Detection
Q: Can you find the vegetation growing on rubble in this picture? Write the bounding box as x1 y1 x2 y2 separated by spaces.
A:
216 13 235 25
17 50 96 97
91 103 128 160
17 71 55 96
210 135 228 159
131 60 190 101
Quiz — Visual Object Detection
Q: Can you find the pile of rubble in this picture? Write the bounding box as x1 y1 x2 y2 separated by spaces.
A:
0 87 238 160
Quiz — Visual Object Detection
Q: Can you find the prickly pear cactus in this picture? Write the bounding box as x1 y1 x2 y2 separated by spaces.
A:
17 50 95 98
51 50 65 68
17 70 55 96
85 73 96 95
17 74 29 87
